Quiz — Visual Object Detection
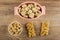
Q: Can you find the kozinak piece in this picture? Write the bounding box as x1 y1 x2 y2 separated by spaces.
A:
40 21 49 36
26 21 36 37
8 21 23 37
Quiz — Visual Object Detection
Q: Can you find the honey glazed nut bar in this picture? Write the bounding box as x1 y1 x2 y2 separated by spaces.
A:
40 21 49 36
26 21 36 37
8 21 23 37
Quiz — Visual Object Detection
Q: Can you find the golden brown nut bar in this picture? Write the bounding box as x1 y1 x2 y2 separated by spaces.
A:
40 21 49 36
26 21 36 37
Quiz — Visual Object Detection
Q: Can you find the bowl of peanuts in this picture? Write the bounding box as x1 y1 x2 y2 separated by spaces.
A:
14 1 45 20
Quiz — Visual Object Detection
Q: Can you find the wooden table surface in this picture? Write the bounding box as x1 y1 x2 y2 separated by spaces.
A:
0 0 60 40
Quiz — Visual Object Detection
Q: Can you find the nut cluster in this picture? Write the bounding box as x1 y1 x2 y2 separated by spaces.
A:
8 21 23 36
40 21 49 36
26 21 36 37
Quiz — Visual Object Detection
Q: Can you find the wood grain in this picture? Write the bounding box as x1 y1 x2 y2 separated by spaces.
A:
0 0 60 40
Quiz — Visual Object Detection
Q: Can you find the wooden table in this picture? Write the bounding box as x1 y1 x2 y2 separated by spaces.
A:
0 0 60 40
